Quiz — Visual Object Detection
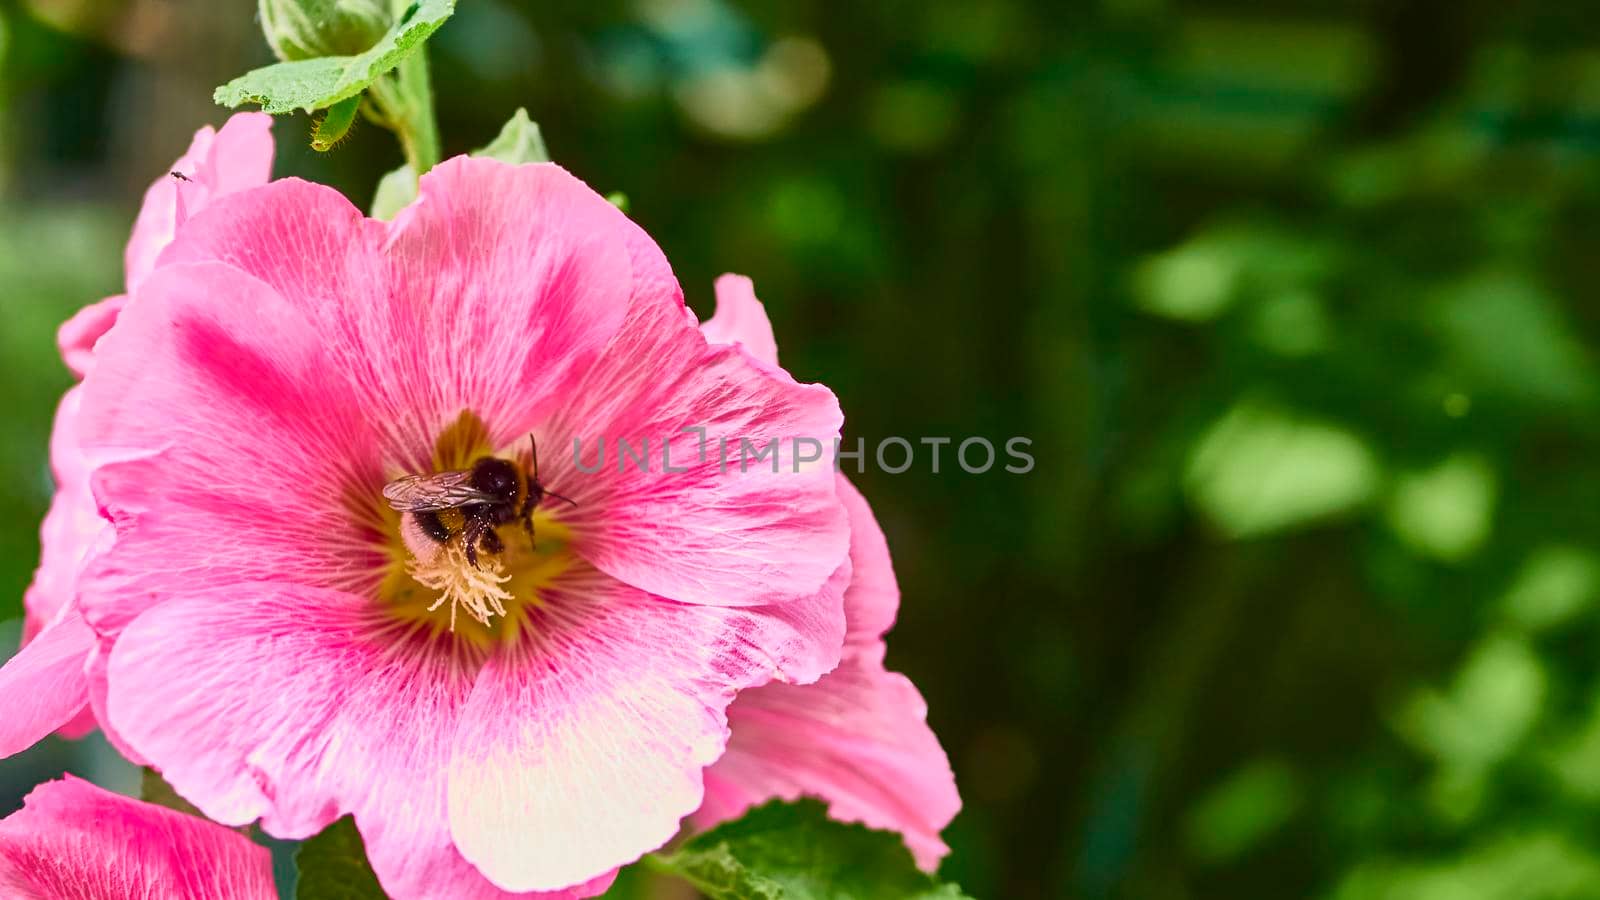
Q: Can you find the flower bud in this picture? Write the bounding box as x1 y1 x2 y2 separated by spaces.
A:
259 0 391 61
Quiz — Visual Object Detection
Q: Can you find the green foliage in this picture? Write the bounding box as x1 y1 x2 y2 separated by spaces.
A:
370 107 548 218
474 108 549 166
648 800 971 900
259 0 390 62
1184 759 1303 865
215 0 454 114
1184 398 1379 538
1385 452 1498 562
368 165 414 220
295 816 387 900
1333 831 1600 900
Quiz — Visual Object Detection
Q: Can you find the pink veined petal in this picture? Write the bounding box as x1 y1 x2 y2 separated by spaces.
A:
83 637 148 766
24 386 110 632
539 255 849 609
56 295 127 380
104 584 600 900
18 390 110 742
156 159 632 469
0 775 275 900
834 475 901 660
447 559 849 892
700 273 780 369
700 664 959 871
0 611 93 759
696 474 958 869
76 260 386 636
125 112 273 294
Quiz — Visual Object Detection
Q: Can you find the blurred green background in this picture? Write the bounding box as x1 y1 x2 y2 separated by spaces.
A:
6 0 1600 897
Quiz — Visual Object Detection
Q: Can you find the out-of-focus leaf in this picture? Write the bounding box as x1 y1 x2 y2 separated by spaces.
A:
1386 452 1497 563
1332 831 1600 900
1131 221 1332 323
1500 547 1600 632
1433 271 1598 411
1542 696 1600 802
216 0 455 114
1185 398 1379 538
295 816 386 900
1397 632 1545 770
1184 759 1302 864
649 800 971 900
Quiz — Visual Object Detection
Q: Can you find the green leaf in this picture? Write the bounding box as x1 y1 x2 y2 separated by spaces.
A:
648 799 971 900
475 108 549 165
370 164 417 220
369 108 551 219
295 816 387 900
140 768 204 819
216 0 455 114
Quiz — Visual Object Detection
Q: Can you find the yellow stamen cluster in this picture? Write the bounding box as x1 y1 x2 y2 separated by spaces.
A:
405 542 513 632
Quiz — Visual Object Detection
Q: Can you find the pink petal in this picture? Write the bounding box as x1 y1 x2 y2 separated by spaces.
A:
448 560 849 892
834 476 900 659
0 775 275 899
83 638 147 766
694 272 901 648
697 477 958 869
20 386 107 740
56 295 127 379
125 112 273 294
105 585 597 899
700 665 958 871
24 387 109 631
0 611 93 759
157 159 632 467
541 257 849 608
700 273 780 368
77 260 386 636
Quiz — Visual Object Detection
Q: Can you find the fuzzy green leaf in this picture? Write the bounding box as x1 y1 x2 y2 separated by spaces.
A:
216 0 455 114
475 107 549 165
649 799 971 900
295 816 387 900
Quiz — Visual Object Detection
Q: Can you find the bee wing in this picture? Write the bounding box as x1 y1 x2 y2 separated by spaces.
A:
381 470 497 511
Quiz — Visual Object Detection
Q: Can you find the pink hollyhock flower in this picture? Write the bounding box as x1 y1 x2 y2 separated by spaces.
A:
64 157 850 898
0 112 274 758
0 776 275 899
696 275 961 869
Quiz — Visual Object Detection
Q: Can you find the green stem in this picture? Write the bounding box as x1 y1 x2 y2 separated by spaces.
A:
370 49 440 175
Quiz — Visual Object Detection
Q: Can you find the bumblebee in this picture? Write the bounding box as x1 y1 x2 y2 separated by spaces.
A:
382 437 569 568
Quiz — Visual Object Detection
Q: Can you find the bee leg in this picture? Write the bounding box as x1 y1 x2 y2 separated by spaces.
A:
462 518 483 569
479 526 505 557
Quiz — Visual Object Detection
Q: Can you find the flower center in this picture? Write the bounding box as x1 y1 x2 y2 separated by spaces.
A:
373 411 573 644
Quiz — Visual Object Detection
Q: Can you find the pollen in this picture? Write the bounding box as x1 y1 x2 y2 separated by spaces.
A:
405 542 514 632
